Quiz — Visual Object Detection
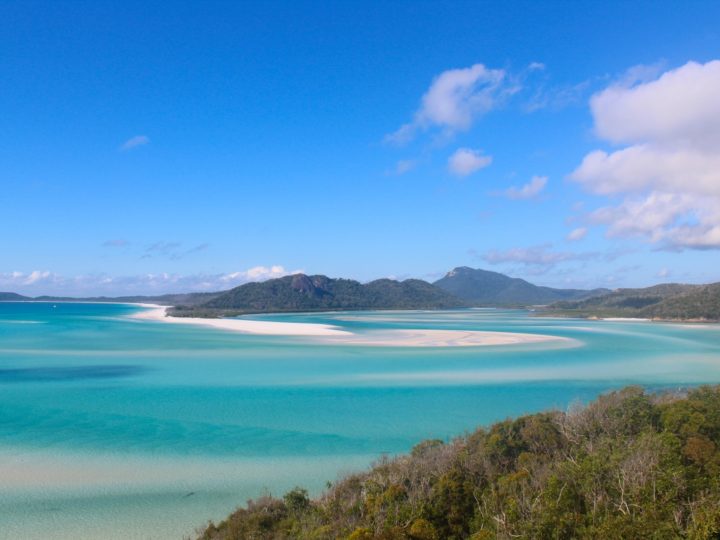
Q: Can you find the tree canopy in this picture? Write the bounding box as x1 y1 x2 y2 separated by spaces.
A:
199 385 720 539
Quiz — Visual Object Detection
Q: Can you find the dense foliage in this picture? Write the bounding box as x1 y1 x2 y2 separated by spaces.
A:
198 386 720 539
0 292 30 301
175 274 464 315
433 267 607 306
643 283 720 320
547 283 720 321
4 270 720 321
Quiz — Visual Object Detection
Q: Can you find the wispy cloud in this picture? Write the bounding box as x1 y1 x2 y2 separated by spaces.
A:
393 159 417 175
120 135 150 151
0 265 302 296
524 80 591 112
482 244 597 268
102 239 129 248
386 63 513 144
143 241 181 258
0 270 59 288
185 243 210 255
447 148 492 176
567 227 588 242
23 270 55 285
504 175 547 199
141 242 210 260
475 243 635 277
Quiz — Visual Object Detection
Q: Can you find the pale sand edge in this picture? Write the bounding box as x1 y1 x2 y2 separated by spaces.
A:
128 304 352 336
127 304 571 347
600 317 651 322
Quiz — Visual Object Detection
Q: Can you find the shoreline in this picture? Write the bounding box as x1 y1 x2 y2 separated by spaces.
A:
129 304 571 347
129 305 352 336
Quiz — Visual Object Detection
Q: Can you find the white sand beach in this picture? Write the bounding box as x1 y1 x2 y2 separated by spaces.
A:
130 305 352 336
601 317 652 322
131 305 568 347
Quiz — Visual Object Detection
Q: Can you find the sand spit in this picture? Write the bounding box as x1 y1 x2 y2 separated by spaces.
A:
130 305 569 347
130 306 352 336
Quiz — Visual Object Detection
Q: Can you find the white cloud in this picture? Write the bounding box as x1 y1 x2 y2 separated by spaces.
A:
505 175 547 199
23 270 53 285
0 270 59 289
657 268 670 278
448 148 492 176
571 60 720 250
220 265 294 283
0 265 302 296
572 146 720 197
567 227 588 241
386 63 510 144
590 61 720 147
120 135 150 151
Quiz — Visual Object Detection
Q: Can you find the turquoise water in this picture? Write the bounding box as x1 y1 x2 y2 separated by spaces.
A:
1 302 719 539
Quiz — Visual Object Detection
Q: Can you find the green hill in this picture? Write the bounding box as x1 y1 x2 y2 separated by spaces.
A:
433 267 607 305
0 292 31 301
199 385 720 540
545 282 720 320
4 271 718 321
643 282 720 320
174 274 464 316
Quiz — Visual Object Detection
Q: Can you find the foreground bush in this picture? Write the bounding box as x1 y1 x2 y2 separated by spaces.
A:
198 386 720 539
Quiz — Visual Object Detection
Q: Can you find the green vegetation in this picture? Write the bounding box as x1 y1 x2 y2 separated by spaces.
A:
171 274 464 316
5 269 720 321
433 267 608 306
0 292 30 301
199 386 720 539
544 283 720 321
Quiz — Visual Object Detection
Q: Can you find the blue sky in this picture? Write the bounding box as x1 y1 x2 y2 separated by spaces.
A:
2 1 720 295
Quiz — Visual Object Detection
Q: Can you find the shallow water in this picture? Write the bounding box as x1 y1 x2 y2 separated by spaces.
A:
1 303 719 539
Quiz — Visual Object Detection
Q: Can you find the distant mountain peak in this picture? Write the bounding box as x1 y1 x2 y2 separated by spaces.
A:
290 274 314 293
434 266 606 306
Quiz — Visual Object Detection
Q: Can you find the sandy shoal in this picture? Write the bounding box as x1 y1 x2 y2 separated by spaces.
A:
130 305 352 336
130 305 569 347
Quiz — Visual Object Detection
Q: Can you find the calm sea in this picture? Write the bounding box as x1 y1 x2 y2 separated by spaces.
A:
1 302 719 539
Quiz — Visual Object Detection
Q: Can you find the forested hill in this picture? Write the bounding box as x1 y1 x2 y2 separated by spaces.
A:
173 274 464 316
433 267 608 305
199 385 720 539
0 292 31 301
5 271 719 320
545 282 720 320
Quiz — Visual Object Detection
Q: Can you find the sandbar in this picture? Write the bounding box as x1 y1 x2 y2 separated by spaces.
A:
130 305 352 336
130 305 570 347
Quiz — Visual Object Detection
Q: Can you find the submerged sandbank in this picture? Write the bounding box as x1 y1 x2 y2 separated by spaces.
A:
130 305 570 347
321 329 565 347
